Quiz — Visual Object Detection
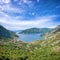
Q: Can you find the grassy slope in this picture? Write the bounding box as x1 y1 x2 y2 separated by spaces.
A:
0 31 60 60
0 26 60 60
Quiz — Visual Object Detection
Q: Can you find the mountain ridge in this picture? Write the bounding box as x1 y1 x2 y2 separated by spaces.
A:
19 27 51 34
0 25 18 40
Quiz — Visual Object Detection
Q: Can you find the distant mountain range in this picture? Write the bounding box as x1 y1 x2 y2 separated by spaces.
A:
19 28 51 34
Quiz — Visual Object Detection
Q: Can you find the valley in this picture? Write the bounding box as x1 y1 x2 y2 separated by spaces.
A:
0 25 60 60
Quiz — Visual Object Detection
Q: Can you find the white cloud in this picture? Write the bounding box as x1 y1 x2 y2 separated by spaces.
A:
0 0 25 15
21 0 34 8
0 0 60 30
23 0 32 4
0 3 25 14
0 0 10 4
31 12 35 16
37 0 40 3
0 15 59 30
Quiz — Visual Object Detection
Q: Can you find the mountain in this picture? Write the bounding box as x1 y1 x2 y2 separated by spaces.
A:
0 25 18 40
31 25 60 54
41 25 60 47
43 25 60 39
51 25 60 33
19 28 51 34
0 25 60 60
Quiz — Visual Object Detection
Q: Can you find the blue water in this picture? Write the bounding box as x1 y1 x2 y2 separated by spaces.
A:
17 33 43 42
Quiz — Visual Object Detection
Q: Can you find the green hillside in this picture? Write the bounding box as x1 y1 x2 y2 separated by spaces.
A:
19 28 51 34
0 25 18 40
0 25 60 60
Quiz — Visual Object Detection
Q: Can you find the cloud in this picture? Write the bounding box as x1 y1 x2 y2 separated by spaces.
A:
0 3 25 15
0 0 60 30
0 14 59 30
37 0 40 3
0 0 10 4
0 0 26 17
20 0 35 8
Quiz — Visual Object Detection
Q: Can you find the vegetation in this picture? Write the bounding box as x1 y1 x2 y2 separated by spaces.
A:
0 42 60 60
19 28 51 34
0 25 18 40
0 25 60 60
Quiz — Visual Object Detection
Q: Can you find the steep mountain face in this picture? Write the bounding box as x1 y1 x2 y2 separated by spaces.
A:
19 28 51 34
0 25 18 39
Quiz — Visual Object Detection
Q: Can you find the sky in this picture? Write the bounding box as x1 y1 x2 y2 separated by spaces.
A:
0 0 60 30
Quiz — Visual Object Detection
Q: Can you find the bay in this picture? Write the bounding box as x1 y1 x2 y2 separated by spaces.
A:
17 33 43 42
